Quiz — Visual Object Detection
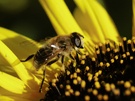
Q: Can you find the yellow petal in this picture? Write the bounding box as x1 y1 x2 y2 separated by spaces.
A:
39 0 96 54
0 27 39 69
87 0 121 43
0 71 25 94
0 94 44 101
0 96 31 101
74 0 105 44
0 40 40 88
0 65 18 78
0 89 44 101
133 0 135 36
74 0 121 44
39 0 83 35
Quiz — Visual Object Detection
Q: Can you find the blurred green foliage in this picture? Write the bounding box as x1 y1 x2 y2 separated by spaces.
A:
0 0 56 41
0 0 132 41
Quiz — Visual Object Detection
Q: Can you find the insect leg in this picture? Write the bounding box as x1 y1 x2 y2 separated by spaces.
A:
39 68 46 93
76 50 82 55
20 54 35 62
69 54 74 60
39 56 60 92
47 53 63 66
59 55 65 72
46 58 59 66
61 55 64 64
75 51 80 63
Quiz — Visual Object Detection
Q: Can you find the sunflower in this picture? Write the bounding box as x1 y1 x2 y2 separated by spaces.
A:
0 0 134 101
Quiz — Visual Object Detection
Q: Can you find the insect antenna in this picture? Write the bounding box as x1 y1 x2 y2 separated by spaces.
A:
20 54 35 62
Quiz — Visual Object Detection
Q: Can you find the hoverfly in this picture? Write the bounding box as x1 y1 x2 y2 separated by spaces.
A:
21 32 84 92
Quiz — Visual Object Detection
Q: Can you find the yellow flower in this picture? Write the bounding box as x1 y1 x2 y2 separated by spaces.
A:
38 0 135 100
0 0 134 101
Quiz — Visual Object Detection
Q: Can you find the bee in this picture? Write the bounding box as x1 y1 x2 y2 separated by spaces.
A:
21 32 84 92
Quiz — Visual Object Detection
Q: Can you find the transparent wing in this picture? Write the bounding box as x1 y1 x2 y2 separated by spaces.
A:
39 37 52 45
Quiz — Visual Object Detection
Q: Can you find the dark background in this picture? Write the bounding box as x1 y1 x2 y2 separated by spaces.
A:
0 0 132 41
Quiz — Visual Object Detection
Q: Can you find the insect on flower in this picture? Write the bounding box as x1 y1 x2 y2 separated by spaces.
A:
20 32 84 92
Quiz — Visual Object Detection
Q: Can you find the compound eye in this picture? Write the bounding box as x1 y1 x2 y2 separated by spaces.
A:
75 37 81 47
71 32 84 48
